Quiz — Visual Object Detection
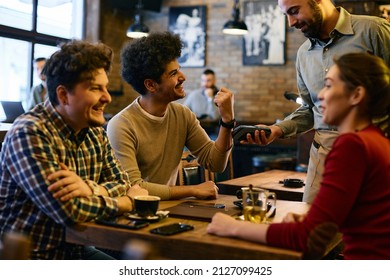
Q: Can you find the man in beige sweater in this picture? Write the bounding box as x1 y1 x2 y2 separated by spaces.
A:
107 32 235 200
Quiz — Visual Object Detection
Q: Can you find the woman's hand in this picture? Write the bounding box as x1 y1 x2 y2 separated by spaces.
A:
207 212 239 237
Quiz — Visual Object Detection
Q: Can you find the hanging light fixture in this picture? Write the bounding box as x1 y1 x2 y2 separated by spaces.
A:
126 0 149 38
222 0 248 35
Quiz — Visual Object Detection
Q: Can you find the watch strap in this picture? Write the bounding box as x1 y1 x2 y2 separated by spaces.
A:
219 118 236 129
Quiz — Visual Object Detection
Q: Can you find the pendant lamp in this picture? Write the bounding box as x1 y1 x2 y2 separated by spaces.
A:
126 0 149 38
222 0 248 35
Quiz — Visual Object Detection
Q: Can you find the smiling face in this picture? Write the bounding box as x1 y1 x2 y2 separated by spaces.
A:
154 59 186 102
278 0 323 39
318 65 355 126
60 68 111 133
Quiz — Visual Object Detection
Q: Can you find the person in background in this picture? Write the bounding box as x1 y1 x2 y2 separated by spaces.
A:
27 57 47 110
184 68 220 121
107 32 235 200
208 52 390 260
0 40 147 260
242 0 390 203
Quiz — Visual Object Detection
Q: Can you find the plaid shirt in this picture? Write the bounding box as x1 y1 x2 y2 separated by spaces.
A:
0 100 130 259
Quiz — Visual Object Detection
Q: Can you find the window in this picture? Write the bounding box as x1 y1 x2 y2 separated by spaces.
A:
0 0 84 120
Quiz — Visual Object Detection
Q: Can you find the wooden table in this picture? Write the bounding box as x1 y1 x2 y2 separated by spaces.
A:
217 169 306 201
66 195 320 260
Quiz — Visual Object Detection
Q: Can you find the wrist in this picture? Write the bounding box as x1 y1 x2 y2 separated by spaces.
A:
219 118 236 129
85 180 99 196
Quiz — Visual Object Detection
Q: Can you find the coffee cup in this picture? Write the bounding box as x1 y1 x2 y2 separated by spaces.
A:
241 186 276 224
134 195 160 217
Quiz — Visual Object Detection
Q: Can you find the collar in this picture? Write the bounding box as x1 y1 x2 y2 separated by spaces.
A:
44 99 89 144
135 96 167 122
308 7 354 50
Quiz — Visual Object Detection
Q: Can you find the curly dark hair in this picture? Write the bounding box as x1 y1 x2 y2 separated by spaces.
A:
334 52 390 137
120 32 183 95
45 40 113 106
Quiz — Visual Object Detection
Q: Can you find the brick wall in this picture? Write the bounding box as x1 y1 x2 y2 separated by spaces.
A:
99 0 306 124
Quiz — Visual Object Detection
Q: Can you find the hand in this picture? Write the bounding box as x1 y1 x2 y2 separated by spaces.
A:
213 87 234 122
207 212 239 237
204 88 214 99
127 184 148 198
282 212 306 223
191 181 219 199
241 124 283 145
47 163 92 201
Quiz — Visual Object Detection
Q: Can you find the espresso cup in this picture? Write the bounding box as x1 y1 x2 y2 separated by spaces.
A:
241 187 276 224
134 195 160 217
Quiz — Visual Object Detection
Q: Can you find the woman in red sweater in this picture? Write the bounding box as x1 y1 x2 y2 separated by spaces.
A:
207 52 390 259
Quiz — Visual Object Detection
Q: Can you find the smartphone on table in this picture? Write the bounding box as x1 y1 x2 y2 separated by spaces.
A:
150 223 194 236
96 217 149 230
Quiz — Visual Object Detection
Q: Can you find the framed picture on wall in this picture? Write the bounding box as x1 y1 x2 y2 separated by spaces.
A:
242 1 286 66
168 5 206 67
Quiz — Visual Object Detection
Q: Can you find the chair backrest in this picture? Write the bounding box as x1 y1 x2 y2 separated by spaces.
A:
177 151 210 186
177 151 234 185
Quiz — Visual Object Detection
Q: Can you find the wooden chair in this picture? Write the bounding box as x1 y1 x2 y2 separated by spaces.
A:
177 151 233 185
177 151 210 186
0 232 31 260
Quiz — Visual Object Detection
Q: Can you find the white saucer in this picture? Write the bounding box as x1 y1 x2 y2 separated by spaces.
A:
126 210 169 221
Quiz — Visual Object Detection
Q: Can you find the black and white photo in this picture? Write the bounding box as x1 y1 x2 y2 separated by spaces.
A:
168 6 206 67
243 1 286 66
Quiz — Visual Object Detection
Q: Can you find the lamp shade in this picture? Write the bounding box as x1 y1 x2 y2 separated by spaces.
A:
222 20 248 35
126 21 149 38
126 0 149 39
222 0 248 35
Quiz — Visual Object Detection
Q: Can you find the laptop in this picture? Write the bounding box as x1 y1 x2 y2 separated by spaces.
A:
163 201 241 222
1 101 25 123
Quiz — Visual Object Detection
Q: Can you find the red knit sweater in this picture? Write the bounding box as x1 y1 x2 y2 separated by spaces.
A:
267 125 390 259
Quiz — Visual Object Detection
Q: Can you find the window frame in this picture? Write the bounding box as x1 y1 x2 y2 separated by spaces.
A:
0 0 86 90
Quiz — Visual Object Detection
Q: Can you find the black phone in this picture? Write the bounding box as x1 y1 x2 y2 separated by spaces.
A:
232 125 271 142
150 223 194 236
96 217 149 230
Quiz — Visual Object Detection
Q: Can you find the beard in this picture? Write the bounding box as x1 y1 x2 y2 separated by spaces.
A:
302 1 323 39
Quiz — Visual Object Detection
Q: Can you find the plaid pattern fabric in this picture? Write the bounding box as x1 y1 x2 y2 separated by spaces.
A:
0 100 130 259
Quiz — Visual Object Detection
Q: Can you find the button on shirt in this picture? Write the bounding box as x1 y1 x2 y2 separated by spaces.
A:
0 100 130 259
276 7 390 137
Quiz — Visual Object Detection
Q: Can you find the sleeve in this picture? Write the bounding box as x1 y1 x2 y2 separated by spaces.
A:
266 134 368 252
274 52 314 138
184 110 230 173
87 129 131 198
5 124 123 225
374 19 390 67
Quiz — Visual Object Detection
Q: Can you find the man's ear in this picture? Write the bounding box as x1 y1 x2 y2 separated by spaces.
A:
144 79 157 93
350 86 366 106
56 85 69 105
